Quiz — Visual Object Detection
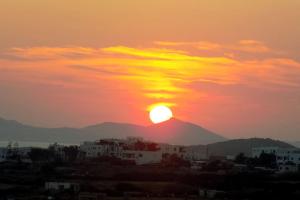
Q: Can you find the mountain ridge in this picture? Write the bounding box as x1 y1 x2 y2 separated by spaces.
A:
0 117 295 156
0 117 226 145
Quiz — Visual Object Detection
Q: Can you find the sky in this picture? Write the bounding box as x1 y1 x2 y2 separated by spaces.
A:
1 0 300 140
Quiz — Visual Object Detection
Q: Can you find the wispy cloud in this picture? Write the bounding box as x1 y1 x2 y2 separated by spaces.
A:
4 47 103 60
1 40 300 111
155 40 277 55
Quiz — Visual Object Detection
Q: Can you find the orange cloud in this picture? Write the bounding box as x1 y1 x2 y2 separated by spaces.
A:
1 40 300 113
155 40 276 54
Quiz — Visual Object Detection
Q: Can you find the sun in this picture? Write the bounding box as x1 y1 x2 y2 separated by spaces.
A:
149 105 173 124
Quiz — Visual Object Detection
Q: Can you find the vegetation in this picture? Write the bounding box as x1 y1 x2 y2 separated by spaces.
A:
28 148 55 163
63 145 79 162
235 152 277 169
161 154 190 168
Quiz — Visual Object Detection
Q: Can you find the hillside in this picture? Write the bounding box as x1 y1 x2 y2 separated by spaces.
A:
205 138 295 157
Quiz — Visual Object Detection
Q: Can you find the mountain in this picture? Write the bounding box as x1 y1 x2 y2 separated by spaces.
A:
204 138 295 157
0 117 226 145
0 117 84 143
145 118 226 145
0 117 295 155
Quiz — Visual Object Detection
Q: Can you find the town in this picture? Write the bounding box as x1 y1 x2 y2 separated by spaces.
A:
0 137 300 199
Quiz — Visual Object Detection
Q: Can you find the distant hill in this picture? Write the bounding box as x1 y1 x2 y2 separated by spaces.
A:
0 117 295 155
145 119 226 145
287 141 300 148
0 117 226 145
205 138 295 157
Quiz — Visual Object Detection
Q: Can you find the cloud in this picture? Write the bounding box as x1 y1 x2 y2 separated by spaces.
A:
4 47 103 60
1 40 300 110
155 40 277 55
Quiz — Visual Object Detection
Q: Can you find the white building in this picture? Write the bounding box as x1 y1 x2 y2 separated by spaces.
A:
276 148 300 164
158 144 186 159
252 147 280 158
252 147 300 172
45 181 80 192
185 146 208 160
80 139 123 158
80 137 213 165
80 137 162 165
121 150 162 165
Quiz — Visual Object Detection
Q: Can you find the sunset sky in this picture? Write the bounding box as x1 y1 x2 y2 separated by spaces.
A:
1 0 300 140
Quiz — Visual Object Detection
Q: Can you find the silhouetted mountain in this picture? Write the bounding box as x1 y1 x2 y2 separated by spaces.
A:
0 117 84 143
0 117 226 145
0 117 295 155
204 138 295 157
145 118 226 145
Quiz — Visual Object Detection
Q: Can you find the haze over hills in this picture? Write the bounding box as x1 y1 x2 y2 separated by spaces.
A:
0 117 296 156
0 117 226 145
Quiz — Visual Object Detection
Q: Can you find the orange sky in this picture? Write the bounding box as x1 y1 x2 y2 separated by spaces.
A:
1 0 300 140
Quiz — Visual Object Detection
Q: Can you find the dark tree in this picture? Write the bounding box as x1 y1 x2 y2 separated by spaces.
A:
258 152 277 168
162 154 190 167
63 146 79 162
28 148 54 163
134 141 146 150
235 153 247 164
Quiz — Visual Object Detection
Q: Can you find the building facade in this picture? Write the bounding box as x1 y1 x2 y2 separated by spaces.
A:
252 147 300 172
80 139 123 158
80 137 163 165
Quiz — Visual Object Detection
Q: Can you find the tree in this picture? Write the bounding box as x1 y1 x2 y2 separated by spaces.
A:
28 148 54 163
63 146 79 162
161 154 190 167
235 153 247 164
258 153 277 168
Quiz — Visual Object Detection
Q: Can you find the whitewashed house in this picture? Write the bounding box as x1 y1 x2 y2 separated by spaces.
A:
252 147 300 172
121 150 162 165
158 143 186 159
45 181 80 192
184 146 208 160
252 147 280 158
80 137 162 165
80 139 123 158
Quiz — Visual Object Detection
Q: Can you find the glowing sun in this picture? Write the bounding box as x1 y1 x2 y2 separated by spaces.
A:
149 105 173 124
